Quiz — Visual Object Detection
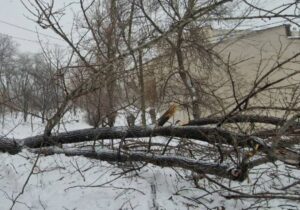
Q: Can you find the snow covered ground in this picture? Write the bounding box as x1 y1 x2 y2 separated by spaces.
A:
0 112 196 210
0 112 300 210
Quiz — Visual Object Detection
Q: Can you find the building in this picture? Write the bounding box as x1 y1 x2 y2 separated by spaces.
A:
143 24 300 122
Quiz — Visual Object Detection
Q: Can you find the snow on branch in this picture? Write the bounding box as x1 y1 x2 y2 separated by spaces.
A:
20 126 263 148
0 117 299 173
30 147 248 181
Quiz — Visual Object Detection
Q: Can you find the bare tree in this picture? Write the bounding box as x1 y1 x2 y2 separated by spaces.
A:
1 0 300 209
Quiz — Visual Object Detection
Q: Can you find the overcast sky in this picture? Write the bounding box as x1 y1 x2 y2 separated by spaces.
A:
0 0 298 53
0 0 69 53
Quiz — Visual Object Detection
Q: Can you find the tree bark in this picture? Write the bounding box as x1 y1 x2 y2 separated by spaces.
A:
186 115 286 126
20 126 255 149
31 147 247 181
176 27 201 119
138 47 146 127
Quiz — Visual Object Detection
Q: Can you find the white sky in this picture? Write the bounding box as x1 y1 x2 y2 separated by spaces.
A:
0 0 70 53
0 0 298 53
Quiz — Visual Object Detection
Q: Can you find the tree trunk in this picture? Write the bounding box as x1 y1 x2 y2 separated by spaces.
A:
138 48 146 127
106 0 118 128
175 27 201 119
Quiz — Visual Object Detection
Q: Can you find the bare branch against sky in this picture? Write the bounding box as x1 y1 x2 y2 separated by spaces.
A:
0 0 298 52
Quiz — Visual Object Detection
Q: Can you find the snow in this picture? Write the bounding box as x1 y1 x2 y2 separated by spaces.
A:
0 111 300 209
0 151 194 210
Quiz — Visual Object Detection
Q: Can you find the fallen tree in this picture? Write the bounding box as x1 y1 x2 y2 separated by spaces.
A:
0 114 300 182
3 113 293 151
30 147 245 180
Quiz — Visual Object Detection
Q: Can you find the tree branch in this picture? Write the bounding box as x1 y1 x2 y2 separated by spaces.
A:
185 114 286 126
30 147 246 181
